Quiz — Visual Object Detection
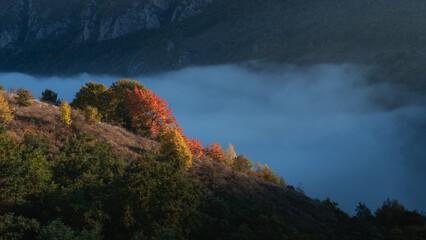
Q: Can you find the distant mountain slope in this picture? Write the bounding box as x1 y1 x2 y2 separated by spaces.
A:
0 0 426 92
2 91 369 238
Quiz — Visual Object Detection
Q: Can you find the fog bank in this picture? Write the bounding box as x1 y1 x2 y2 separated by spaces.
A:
1 63 425 214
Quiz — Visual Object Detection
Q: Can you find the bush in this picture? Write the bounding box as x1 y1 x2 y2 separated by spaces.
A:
41 89 59 105
16 88 33 106
0 94 14 125
60 100 72 125
84 106 101 124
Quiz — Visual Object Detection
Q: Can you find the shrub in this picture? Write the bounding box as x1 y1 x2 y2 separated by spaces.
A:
160 128 192 170
60 100 72 125
84 106 102 124
203 142 225 162
41 89 59 105
0 94 14 125
16 88 33 106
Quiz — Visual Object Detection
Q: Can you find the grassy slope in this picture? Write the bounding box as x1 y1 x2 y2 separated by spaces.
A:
2 91 365 237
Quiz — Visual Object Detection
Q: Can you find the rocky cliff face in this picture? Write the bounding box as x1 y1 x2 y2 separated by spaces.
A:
0 0 212 48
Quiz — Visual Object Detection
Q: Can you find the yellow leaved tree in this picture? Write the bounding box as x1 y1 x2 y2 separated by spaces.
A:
160 128 192 170
84 106 102 124
0 94 14 125
60 100 72 125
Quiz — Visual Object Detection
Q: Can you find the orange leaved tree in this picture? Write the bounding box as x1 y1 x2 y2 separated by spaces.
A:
126 86 177 136
203 142 225 162
186 138 203 157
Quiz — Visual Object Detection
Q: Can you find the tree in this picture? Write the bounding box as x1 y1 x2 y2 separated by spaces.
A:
107 79 147 127
70 82 108 118
0 81 4 91
203 143 225 162
60 101 72 125
0 213 39 239
119 152 200 238
41 89 59 105
16 88 33 106
355 202 373 221
126 86 177 136
0 134 52 212
185 138 203 157
84 106 101 125
224 142 237 165
0 94 13 125
232 154 253 173
160 128 192 170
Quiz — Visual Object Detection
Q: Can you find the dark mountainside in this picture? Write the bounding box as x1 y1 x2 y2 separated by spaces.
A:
1 0 426 94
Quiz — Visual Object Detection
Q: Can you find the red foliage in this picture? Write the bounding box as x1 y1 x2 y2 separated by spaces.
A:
186 138 203 157
203 143 225 162
126 86 177 135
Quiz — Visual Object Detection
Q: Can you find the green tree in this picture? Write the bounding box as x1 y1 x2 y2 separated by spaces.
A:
16 88 33 107
71 82 108 118
0 213 39 239
41 89 59 105
118 152 200 238
0 133 52 213
107 79 147 128
50 134 124 230
232 154 253 173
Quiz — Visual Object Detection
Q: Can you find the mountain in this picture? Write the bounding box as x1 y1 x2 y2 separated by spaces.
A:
0 90 370 239
1 0 426 93
2 85 426 238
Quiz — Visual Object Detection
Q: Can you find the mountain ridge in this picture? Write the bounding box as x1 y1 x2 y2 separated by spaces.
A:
1 0 426 95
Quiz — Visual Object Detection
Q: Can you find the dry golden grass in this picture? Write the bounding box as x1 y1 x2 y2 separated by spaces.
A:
2 92 159 158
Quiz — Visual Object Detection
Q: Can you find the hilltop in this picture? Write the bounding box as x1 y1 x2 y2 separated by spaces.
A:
0 89 374 239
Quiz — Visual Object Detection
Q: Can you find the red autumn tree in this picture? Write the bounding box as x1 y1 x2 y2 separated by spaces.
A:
186 138 203 157
203 142 225 162
126 86 177 136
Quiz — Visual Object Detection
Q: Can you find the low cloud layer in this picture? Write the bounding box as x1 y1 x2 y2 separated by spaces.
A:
1 63 425 214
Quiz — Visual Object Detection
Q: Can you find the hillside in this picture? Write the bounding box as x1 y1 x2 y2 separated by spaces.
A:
0 90 374 239
1 0 426 93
